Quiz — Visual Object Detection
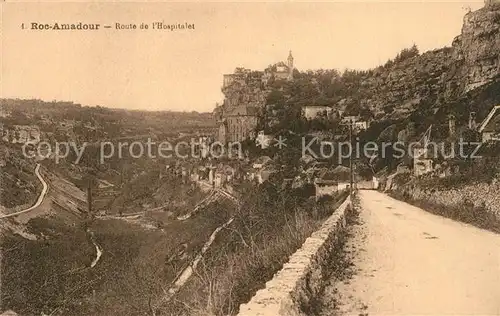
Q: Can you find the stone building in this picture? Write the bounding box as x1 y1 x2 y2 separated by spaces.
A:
262 51 295 84
478 105 500 142
302 105 332 120
216 51 295 144
413 126 435 177
224 105 259 142
340 115 370 131
1 125 41 144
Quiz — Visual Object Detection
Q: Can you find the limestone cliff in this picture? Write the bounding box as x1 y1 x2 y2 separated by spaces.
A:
214 4 500 129
453 4 500 92
338 4 500 122
384 4 499 118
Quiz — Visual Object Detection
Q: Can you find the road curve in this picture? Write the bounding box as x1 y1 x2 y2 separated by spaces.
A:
0 164 48 219
89 230 103 268
327 190 500 315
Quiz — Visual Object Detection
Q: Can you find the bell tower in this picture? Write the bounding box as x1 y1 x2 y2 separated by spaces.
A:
287 50 294 80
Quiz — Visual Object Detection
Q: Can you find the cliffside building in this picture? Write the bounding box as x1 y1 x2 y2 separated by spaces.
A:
224 105 259 143
262 51 295 84
216 51 295 144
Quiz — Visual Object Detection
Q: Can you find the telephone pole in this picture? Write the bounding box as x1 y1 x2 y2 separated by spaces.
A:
87 182 93 216
341 116 356 199
349 121 354 198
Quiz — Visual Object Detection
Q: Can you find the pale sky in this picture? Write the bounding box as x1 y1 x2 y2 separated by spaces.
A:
1 1 484 112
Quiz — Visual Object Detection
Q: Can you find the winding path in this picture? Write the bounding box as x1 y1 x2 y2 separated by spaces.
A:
89 230 103 268
152 187 240 314
0 164 48 219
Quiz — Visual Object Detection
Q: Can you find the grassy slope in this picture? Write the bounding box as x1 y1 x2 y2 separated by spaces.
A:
0 147 40 210
1 197 233 316
162 186 349 316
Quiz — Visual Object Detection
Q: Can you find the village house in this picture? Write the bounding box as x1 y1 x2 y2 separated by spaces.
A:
478 105 500 142
314 170 339 201
1 125 41 144
302 104 332 120
303 162 329 184
247 155 274 183
340 115 370 131
224 105 259 143
329 165 353 190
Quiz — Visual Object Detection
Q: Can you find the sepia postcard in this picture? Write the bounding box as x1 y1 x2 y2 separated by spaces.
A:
1 1 500 315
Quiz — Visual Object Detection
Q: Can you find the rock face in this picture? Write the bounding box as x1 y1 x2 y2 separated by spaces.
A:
336 4 500 120
213 5 500 127
360 48 455 118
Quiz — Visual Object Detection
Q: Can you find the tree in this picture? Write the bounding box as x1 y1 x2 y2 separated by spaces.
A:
394 44 420 63
266 90 285 105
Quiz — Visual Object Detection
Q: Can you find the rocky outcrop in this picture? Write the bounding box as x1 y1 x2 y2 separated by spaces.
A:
337 4 500 120
453 4 500 92
214 4 500 127
221 70 267 109
361 48 455 118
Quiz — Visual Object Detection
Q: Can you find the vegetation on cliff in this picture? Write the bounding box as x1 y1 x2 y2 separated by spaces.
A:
161 184 349 316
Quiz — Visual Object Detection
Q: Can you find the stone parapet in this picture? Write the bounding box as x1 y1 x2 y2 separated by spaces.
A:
237 198 351 316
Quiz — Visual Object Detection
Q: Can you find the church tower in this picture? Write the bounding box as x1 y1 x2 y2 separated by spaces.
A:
287 50 294 80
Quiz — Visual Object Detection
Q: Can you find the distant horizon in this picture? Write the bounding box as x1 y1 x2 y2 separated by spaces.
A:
0 97 215 114
2 1 484 112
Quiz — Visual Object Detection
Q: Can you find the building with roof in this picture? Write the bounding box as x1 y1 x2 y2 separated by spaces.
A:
302 105 332 120
224 105 259 143
262 51 295 84
314 178 338 201
340 115 370 131
478 105 500 142
413 125 436 177
314 168 348 201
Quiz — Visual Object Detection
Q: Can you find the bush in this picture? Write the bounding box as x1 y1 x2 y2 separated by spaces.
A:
394 45 420 63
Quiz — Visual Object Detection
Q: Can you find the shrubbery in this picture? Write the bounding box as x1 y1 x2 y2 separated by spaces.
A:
162 185 349 315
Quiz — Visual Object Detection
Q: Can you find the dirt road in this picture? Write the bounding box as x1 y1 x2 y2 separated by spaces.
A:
322 190 500 316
